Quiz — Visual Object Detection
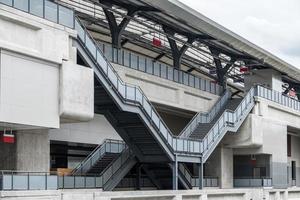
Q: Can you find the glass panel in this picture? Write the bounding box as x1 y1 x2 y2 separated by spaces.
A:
160 124 168 139
138 56 146 72
195 77 200 89
131 54 138 69
0 0 12 6
173 69 179 82
151 110 160 128
75 21 85 42
47 175 58 190
126 86 135 101
107 67 118 88
59 5 74 28
123 51 130 67
167 66 173 81
85 177 95 188
118 81 126 98
160 64 167 79
3 175 12 190
97 50 107 73
29 175 45 190
104 44 112 61
13 175 28 190
75 177 85 188
86 35 96 59
189 74 194 87
143 98 152 117
112 48 118 63
64 176 75 189
14 0 29 12
45 0 58 23
136 89 143 105
30 0 43 17
183 73 189 85
153 63 160 76
146 58 153 74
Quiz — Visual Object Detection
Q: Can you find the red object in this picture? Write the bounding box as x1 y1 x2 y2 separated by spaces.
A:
289 88 296 97
250 159 256 165
240 66 249 73
152 38 162 47
1 130 15 144
3 134 15 143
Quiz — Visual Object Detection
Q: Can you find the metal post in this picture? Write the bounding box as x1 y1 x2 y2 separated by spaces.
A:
136 164 142 190
199 158 203 189
172 156 178 190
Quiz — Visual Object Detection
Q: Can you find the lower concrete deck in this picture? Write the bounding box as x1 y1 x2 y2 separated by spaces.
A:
1 188 300 200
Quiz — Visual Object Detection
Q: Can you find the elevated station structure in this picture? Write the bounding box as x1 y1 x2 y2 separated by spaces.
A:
0 0 300 192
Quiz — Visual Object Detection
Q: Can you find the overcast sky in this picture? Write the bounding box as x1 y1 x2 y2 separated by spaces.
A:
179 0 300 68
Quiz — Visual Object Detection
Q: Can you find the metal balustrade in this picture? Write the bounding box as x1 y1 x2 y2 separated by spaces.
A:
97 42 222 96
234 178 272 187
179 89 231 138
72 139 126 175
179 164 218 187
0 0 75 28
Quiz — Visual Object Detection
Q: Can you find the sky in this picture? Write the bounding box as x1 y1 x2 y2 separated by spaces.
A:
179 0 300 68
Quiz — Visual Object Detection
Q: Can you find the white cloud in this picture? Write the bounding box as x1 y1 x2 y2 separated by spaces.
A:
179 0 300 67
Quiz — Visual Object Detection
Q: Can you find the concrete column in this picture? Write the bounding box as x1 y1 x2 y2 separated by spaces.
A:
16 130 50 171
220 147 233 188
0 129 50 171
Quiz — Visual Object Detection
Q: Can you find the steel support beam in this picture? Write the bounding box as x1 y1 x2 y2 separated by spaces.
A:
136 164 142 190
210 47 237 88
172 157 178 190
198 161 203 189
101 1 137 48
163 27 195 69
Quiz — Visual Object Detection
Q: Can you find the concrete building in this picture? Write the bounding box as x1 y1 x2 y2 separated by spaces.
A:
0 0 300 199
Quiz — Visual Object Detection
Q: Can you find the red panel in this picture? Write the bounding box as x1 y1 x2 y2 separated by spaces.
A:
2 134 15 144
152 38 162 47
240 66 249 72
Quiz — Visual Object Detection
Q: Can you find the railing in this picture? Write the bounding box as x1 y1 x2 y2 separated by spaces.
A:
97 42 222 95
234 178 272 187
0 171 58 190
179 89 231 138
99 148 134 188
257 85 300 111
179 163 218 187
72 139 126 175
0 0 75 29
117 177 154 188
201 87 255 161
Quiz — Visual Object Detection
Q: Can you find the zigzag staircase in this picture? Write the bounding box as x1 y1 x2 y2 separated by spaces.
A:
0 1 258 190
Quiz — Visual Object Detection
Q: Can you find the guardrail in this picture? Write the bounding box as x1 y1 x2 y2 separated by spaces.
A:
72 139 125 175
179 89 231 138
97 42 222 95
0 0 74 29
234 178 272 187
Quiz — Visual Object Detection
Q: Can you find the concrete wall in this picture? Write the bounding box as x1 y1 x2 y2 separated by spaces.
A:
244 69 282 91
0 50 59 128
0 129 49 171
60 61 94 122
288 134 300 187
2 188 300 200
49 114 121 145
112 64 219 113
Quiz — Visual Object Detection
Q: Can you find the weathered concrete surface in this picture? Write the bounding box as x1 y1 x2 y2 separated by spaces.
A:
1 188 300 200
60 61 94 122
112 64 219 113
0 130 49 171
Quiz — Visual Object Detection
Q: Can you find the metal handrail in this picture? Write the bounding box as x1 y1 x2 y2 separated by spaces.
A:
72 139 125 174
179 89 231 138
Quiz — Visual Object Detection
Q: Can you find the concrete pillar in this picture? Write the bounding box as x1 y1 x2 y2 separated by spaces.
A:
220 147 233 188
0 129 50 171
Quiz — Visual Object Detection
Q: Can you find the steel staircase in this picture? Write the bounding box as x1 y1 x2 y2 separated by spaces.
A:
72 139 125 175
1 1 259 190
